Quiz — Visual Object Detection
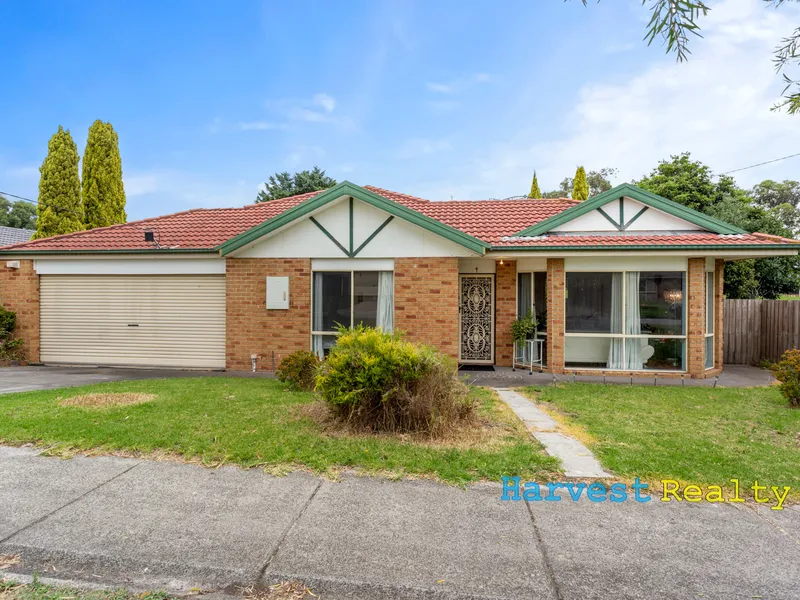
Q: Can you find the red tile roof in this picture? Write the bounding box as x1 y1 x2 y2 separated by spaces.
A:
3 186 798 253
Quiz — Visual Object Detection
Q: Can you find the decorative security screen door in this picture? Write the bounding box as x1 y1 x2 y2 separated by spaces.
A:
459 274 494 364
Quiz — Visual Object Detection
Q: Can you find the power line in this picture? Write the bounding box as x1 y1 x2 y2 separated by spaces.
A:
0 190 37 204
720 152 800 175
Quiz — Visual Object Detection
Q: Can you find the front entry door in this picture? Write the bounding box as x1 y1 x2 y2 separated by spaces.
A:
459 274 494 364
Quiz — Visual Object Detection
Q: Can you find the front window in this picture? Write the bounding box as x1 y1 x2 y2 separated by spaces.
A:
705 271 714 369
311 270 393 358
565 271 686 371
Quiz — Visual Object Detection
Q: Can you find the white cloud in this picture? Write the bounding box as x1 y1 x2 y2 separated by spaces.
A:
313 93 336 113
395 138 453 160
237 121 284 131
123 168 257 212
426 73 491 94
432 0 800 198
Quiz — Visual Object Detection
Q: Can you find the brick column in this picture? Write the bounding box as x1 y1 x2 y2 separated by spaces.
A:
0 260 40 363
546 258 565 374
495 260 517 366
686 257 707 377
715 259 725 370
394 258 459 360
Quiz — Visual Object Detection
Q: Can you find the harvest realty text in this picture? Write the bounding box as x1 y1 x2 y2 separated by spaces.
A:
501 477 792 510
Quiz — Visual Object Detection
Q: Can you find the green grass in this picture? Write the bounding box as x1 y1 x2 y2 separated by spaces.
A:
0 578 170 600
525 383 800 494
0 378 559 484
778 294 800 300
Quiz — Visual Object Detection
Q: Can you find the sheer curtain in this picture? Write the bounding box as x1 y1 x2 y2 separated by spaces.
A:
607 273 624 369
376 271 394 332
517 273 532 318
312 272 324 358
624 272 641 369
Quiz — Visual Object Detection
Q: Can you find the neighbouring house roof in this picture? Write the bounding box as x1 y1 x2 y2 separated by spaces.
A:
0 226 34 247
1 182 798 255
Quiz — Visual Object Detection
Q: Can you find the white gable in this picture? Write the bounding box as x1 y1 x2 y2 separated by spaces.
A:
553 196 704 233
236 195 477 258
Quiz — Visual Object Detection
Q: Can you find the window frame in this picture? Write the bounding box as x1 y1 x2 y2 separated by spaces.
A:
310 268 394 346
516 270 548 327
564 270 687 372
705 270 715 370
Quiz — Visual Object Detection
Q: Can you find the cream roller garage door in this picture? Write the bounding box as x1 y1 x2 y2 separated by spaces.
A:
40 275 226 369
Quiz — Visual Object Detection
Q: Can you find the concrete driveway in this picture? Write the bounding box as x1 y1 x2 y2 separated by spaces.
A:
0 365 272 395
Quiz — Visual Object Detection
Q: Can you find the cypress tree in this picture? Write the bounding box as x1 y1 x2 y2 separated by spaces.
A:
528 172 542 198
82 120 126 229
572 166 589 201
33 126 83 239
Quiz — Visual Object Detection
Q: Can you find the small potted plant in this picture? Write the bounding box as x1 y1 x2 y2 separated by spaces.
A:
511 312 537 363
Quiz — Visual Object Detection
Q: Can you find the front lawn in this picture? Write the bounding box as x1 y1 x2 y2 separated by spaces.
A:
525 384 800 495
0 378 559 484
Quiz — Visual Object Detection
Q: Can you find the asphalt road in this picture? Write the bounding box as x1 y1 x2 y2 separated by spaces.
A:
1 446 798 600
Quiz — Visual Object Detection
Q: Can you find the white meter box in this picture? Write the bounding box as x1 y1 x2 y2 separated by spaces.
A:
266 276 290 309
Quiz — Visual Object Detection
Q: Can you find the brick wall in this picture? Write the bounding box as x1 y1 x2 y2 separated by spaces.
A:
495 260 516 366
0 260 39 363
546 258 565 374
714 259 724 371
394 257 459 359
226 258 311 371
686 257 706 377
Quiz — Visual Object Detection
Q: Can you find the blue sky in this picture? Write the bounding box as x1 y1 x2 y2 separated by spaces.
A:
2 0 800 220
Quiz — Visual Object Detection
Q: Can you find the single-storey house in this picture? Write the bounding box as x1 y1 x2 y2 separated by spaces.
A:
1 182 798 378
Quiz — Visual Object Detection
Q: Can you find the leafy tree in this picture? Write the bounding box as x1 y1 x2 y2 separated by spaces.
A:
572 166 589 201
33 126 83 240
541 190 569 199
559 167 616 198
528 172 542 198
635 152 717 212
256 166 336 202
6 201 37 229
82 120 126 229
752 179 800 209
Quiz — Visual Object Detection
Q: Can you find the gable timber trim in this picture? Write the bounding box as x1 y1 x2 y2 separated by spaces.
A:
514 183 747 237
219 181 489 256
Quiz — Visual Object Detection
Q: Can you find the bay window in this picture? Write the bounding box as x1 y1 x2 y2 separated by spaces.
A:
565 271 686 371
311 270 394 358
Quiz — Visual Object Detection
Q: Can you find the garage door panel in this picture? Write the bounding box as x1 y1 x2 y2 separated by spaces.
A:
40 275 226 369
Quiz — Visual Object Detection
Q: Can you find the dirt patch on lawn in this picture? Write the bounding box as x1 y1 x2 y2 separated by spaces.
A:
59 393 157 408
242 582 317 600
293 397 525 451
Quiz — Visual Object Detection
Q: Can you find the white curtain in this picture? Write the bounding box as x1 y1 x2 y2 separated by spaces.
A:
607 272 624 369
377 271 394 332
624 272 642 369
312 272 324 358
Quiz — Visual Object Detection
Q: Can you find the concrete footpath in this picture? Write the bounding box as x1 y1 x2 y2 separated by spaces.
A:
1 447 799 600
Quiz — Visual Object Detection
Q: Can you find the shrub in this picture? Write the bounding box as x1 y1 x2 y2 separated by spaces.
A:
0 305 24 362
771 349 800 408
276 350 319 391
315 325 474 435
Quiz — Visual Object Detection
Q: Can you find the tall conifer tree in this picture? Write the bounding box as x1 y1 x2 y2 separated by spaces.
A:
572 166 589 201
82 120 126 229
528 172 542 198
33 126 83 239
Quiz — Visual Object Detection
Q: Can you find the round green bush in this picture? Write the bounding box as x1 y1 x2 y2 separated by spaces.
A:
276 350 320 391
315 325 474 435
771 348 800 408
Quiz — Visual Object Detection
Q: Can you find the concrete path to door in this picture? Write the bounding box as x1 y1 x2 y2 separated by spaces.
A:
1 446 798 600
0 366 273 395
496 388 610 479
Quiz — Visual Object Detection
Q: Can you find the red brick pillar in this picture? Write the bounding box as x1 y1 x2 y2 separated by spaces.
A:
495 260 517 366
687 257 707 377
715 259 725 370
547 258 565 374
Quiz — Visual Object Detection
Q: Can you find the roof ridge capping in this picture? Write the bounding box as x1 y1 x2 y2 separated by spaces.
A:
513 183 748 237
218 180 490 256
